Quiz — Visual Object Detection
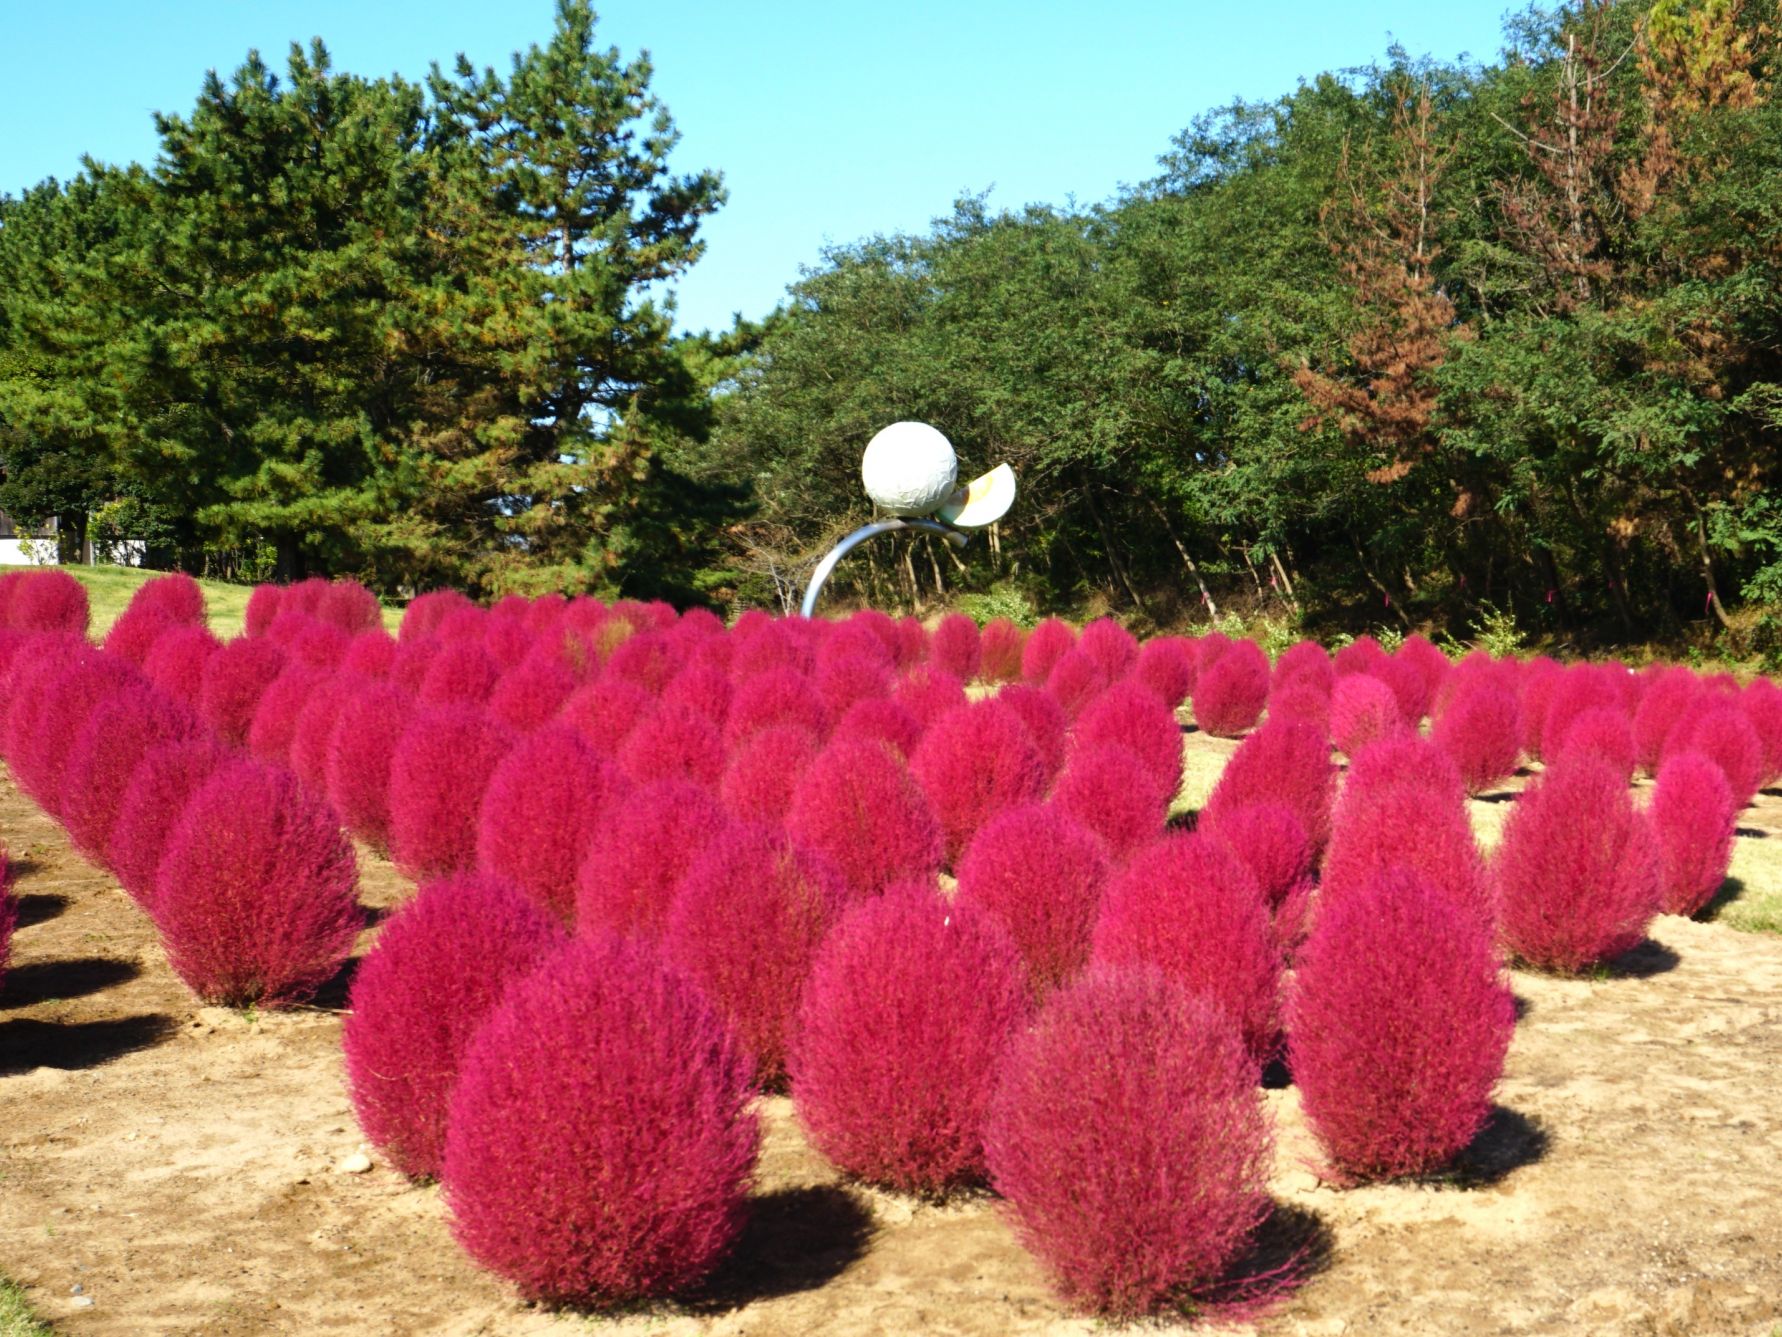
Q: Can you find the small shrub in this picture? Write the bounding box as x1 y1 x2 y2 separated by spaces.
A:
909 700 1049 866
324 682 413 851
605 631 678 694
478 725 627 921
1192 640 1271 738
442 933 758 1306
1091 832 1280 1064
287 675 354 793
1267 680 1331 734
342 628 399 679
1133 635 1196 708
1649 752 1737 917
785 737 943 898
1052 743 1168 862
139 626 221 710
487 654 576 733
6 647 140 816
617 701 726 789
723 668 826 747
1516 658 1566 761
108 740 230 906
400 588 475 642
1045 647 1113 720
985 966 1273 1318
1077 618 1139 680
316 580 382 634
790 882 1029 1194
1202 721 1336 853
131 571 206 626
1493 755 1663 972
1021 617 1076 684
662 824 847 1086
282 616 353 670
1328 673 1405 756
813 653 891 718
1341 733 1466 809
930 612 982 680
1288 866 1514 1182
154 757 363 1006
1273 640 1334 695
418 639 502 706
1374 655 1433 725
1742 677 1782 788
892 664 968 728
718 724 821 827
102 603 177 666
343 872 568 1179
556 677 653 757
955 804 1108 1004
995 682 1069 781
658 663 732 730
1632 667 1701 775
1395 633 1451 707
828 696 924 760
1550 705 1636 782
1321 781 1491 929
9 569 89 635
1333 634 1390 679
1074 680 1185 809
195 638 287 747
387 706 518 881
245 665 323 766
244 583 283 637
1662 700 1763 808
1431 682 1521 795
978 617 1026 684
60 688 202 867
576 780 730 940
1197 801 1313 911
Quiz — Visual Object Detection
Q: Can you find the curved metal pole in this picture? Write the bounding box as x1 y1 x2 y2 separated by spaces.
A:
802 518 969 619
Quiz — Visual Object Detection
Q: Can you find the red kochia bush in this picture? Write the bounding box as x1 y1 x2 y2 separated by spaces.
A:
486 654 576 733
723 668 826 747
418 639 502 706
1021 617 1076 684
1328 672 1404 756
1662 701 1763 809
1044 648 1113 720
108 740 229 906
1320 779 1491 929
341 628 398 679
1632 667 1700 774
7 648 140 816
287 676 355 792
59 688 201 866
658 663 732 730
790 883 1029 1193
719 724 821 827
154 758 363 1007
1289 867 1514 1182
246 665 322 766
1432 682 1521 795
1494 755 1663 972
103 603 177 666
929 613 982 681
1091 832 1280 1064
316 580 382 634
1051 744 1167 862
478 725 626 921
617 701 726 789
1273 639 1334 696
1074 680 1185 808
576 781 730 940
344 873 568 1179
1550 706 1636 782
785 737 943 898
1744 677 1782 788
387 706 518 882
400 588 474 642
955 804 1109 1004
985 967 1273 1318
130 571 205 626
1191 639 1269 738
1649 752 1736 917
200 637 287 746
324 682 413 851
813 653 890 718
662 824 847 1086
995 682 1069 780
1134 635 1196 709
1198 801 1314 914
1202 721 1337 854
243 583 282 637
893 664 968 728
909 700 1049 866
1077 618 1139 680
978 618 1026 684
141 624 222 709
556 677 653 757
829 696 924 760
442 933 758 1307
9 569 89 635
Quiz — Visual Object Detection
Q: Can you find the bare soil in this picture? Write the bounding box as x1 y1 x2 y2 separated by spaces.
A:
4 739 1782 1337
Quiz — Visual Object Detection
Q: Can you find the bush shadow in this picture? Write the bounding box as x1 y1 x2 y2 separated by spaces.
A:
1450 1105 1550 1187
1605 939 1680 978
1198 1201 1334 1317
687 1183 876 1312
14 892 67 928
0 1013 178 1073
1697 877 1746 923
306 955 364 1012
2 956 140 1007
1512 992 1533 1021
1734 826 1770 841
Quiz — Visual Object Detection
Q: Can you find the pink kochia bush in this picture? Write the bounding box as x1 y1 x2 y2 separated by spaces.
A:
954 804 1109 1004
1021 617 1076 684
1742 677 1782 787
387 707 518 882
978 617 1025 684
1075 680 1185 808
324 682 412 851
1431 682 1521 795
1288 867 1514 1182
1190 639 1269 738
929 612 982 680
1199 802 1316 955
1134 635 1196 708
108 740 229 906
1091 833 1281 1064
785 737 943 898
199 636 287 745
985 967 1273 1318
909 700 1049 866
153 758 363 1007
719 724 821 827
8 568 89 635
141 625 222 708
343 873 568 1179
477 726 625 922
442 933 758 1307
1328 673 1404 756
662 824 847 1086
1493 755 1663 973
1052 744 1168 862
790 883 1029 1194
1662 701 1763 809
1202 721 1336 854
59 688 200 866
1648 753 1737 917
576 781 730 940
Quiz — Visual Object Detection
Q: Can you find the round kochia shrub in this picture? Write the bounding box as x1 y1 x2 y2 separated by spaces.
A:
955 804 1109 1004
1288 866 1514 1182
1743 677 1782 788
1321 781 1491 929
1662 701 1763 809
1191 639 1269 738
154 758 363 1007
1052 743 1167 862
978 617 1025 684
108 740 229 907
1328 673 1404 756
1493 755 1663 973
1202 720 1336 854
785 737 943 898
1431 682 1521 795
662 824 847 1086
9 568 89 635
929 612 981 681
324 681 412 851
576 781 730 940
343 873 568 1179
1020 617 1076 684
7 647 140 817
790 882 1029 1194
443 933 758 1306
59 688 201 866
909 699 1049 866
199 636 287 746
985 967 1273 1319
1074 680 1185 809
477 725 626 921
131 571 206 626
719 724 820 827
1134 635 1196 709
617 701 726 789
141 624 223 709
387 706 518 882
1649 752 1736 917
245 665 322 765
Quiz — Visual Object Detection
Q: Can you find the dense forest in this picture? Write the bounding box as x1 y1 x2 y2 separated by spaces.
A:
3 0 1781 655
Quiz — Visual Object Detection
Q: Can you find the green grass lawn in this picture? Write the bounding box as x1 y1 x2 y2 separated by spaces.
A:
2 564 401 640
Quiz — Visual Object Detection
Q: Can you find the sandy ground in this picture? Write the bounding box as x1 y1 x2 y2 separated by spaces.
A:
3 737 1782 1337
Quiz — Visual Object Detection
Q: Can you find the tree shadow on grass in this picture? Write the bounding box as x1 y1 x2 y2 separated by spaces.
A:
0 1013 178 1073
1605 939 1680 978
687 1184 877 1313
1449 1105 1550 1188
14 892 67 928
2 957 139 1007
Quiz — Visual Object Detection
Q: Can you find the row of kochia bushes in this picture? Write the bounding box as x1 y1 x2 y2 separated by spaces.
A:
0 564 1774 1319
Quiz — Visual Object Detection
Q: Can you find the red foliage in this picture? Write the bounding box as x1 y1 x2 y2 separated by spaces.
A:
1044 648 1114 720
477 725 627 921
281 616 353 670
343 873 569 1179
442 933 758 1306
199 637 288 746
1198 801 1314 912
604 631 678 694
130 572 206 626
978 617 1026 684
828 695 924 760
790 882 1028 1193
909 699 1049 866
1266 680 1331 734
892 664 968 728
315 580 382 634
418 639 502 706
617 701 726 789
1191 640 1270 738
1288 867 1514 1181
324 681 413 851
1394 634 1451 711
1321 777 1491 929
1333 635 1390 680
1020 617 1076 684
955 804 1109 1004
137 625 219 710
1662 700 1763 808
387 706 518 881
108 740 229 907
1632 667 1701 775
1328 673 1405 756
1074 680 1186 808
1493 755 1662 972
102 604 177 666
400 588 474 642
813 652 891 718
60 688 202 866
154 757 363 1006
1743 677 1782 788
785 737 943 897
719 724 821 827
662 824 847 1086
6 644 139 815
723 668 826 747
1202 721 1337 854
1537 667 1629 764
486 654 575 733
1091 832 1281 1064
1134 635 1196 708
1431 682 1521 795
1077 618 1139 680
8 569 89 635
1374 655 1433 725
1342 733 1466 809
243 583 282 637
985 966 1273 1318
1051 743 1168 862
1273 640 1334 696
1516 658 1566 760
387 635 442 694
245 666 323 766
658 663 732 730
556 677 653 757
995 682 1069 781
930 613 982 680
576 780 730 940
1649 752 1737 917
1550 705 1636 782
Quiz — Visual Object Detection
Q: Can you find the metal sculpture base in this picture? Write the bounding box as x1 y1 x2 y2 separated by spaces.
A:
801 519 969 619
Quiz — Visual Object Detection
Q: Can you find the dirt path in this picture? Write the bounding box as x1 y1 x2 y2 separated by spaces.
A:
3 746 1781 1336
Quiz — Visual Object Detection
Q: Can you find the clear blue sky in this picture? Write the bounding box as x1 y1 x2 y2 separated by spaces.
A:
1 2 1516 334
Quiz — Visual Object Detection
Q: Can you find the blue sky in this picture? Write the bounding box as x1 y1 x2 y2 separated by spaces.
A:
1 2 1516 334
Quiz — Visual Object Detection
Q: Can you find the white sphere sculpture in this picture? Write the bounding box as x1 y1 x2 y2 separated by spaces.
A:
861 421 958 516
